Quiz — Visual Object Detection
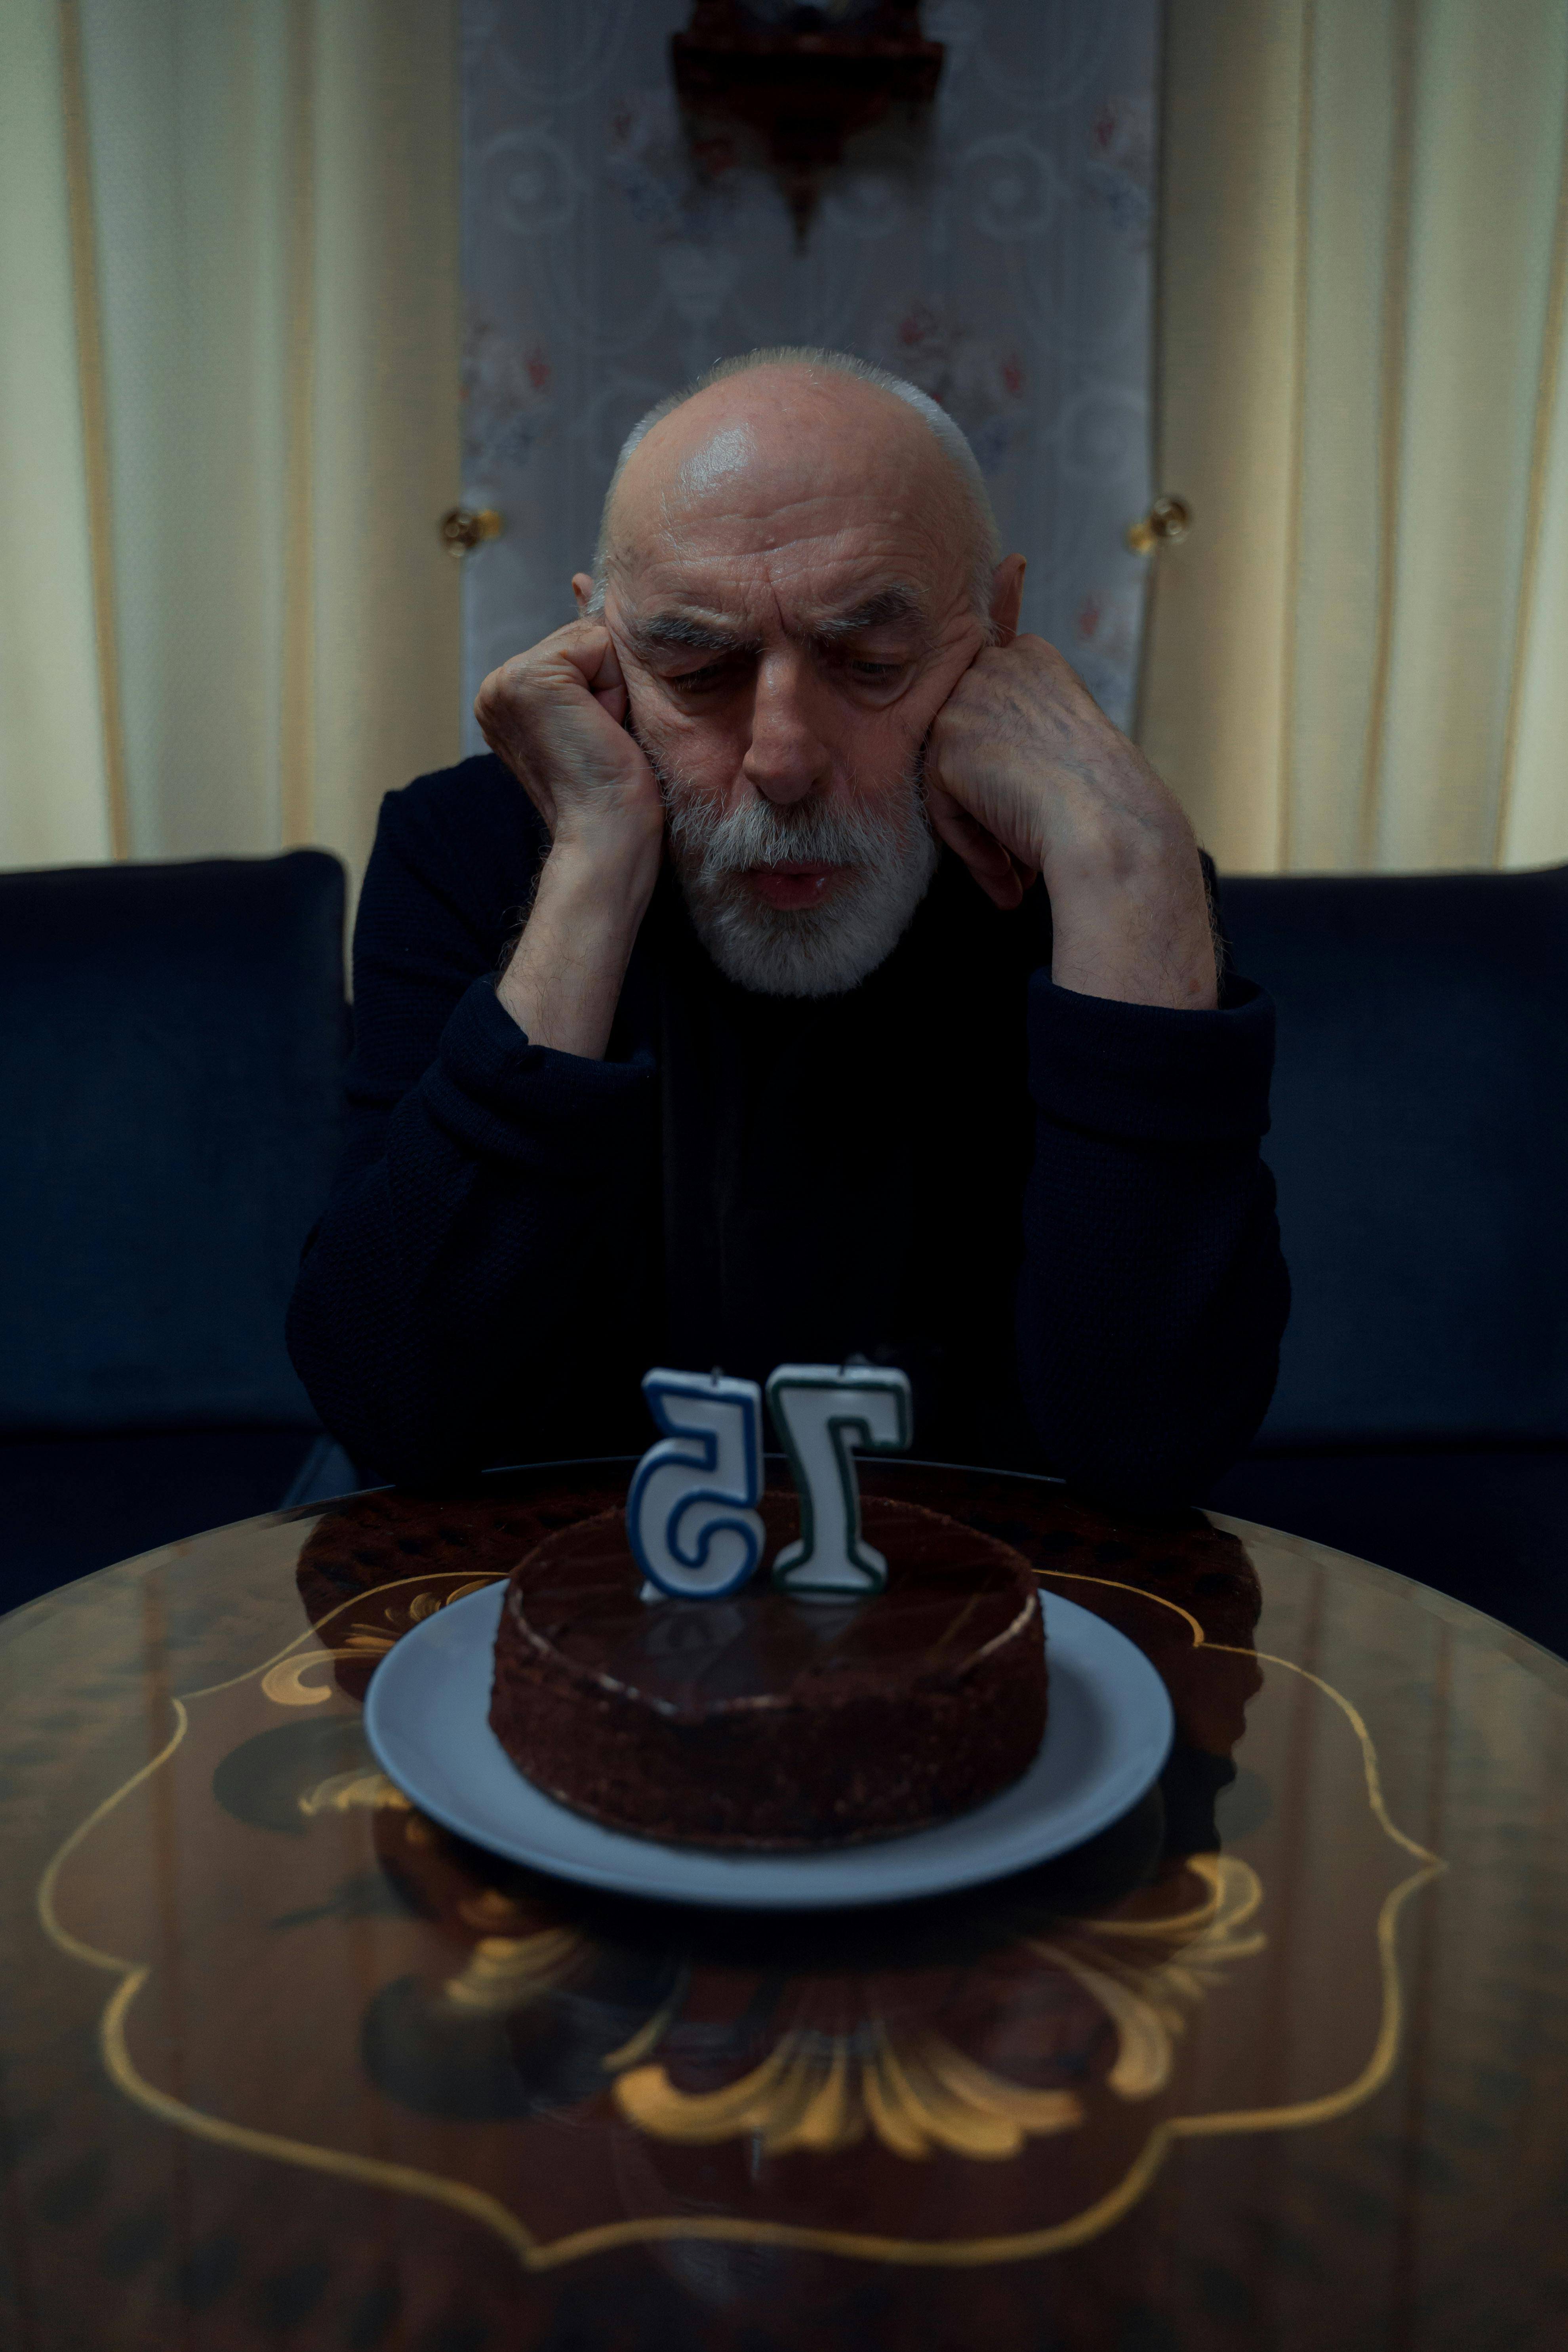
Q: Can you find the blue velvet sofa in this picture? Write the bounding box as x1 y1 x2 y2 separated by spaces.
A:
1209 862 1568 1657
7 847 1563 1658
0 852 354 1611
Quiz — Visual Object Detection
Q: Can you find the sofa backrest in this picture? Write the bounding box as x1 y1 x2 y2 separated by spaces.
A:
0 851 348 1433
1221 863 1568 1448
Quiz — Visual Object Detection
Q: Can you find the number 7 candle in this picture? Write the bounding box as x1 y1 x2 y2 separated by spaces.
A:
765 1362 913 1597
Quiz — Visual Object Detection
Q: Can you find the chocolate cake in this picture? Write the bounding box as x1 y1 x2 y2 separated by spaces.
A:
488 1492 1047 1849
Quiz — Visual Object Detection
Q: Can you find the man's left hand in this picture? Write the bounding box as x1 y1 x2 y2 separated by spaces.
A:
924 633 1218 1012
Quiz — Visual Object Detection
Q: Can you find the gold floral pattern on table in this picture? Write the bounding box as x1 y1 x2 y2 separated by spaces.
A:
614 2017 1085 2158
604 1854 1264 2160
258 1573 509 1705
31 1470 1446 2278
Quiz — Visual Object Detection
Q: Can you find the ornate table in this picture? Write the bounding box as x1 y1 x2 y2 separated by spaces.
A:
1 1461 1564 2351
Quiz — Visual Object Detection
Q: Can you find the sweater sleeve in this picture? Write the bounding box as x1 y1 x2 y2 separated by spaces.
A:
286 777 658 1482
1016 970 1288 1502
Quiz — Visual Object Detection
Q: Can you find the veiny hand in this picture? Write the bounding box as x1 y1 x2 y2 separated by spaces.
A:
474 619 664 859
925 634 1174 904
924 634 1217 1009
481 621 666 1059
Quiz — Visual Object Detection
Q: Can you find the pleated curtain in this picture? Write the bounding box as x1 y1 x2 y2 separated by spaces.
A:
1141 0 1568 874
0 0 462 883
7 2 1566 886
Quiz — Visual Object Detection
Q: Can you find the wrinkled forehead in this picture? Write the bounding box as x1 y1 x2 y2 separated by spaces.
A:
606 389 972 624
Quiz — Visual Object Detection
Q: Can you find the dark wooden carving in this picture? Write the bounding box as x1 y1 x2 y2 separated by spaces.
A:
672 1 945 240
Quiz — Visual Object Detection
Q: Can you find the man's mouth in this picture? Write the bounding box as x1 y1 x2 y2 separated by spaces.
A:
744 861 845 911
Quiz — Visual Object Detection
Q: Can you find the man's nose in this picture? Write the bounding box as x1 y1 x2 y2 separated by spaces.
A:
741 653 831 806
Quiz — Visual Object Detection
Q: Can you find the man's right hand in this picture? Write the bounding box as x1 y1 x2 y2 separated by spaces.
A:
474 619 665 858
476 621 665 1059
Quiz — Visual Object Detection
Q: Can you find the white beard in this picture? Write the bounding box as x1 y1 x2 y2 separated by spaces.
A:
654 756 939 999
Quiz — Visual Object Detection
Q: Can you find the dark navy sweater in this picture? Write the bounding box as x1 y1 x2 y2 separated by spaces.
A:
287 754 1288 1497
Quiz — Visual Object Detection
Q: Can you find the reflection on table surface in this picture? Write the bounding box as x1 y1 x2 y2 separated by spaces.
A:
1 1459 1566 2351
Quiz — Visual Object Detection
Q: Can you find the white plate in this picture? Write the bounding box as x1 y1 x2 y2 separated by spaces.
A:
364 1585 1174 1911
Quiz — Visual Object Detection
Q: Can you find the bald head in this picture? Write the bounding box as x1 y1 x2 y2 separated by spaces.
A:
589 349 1000 621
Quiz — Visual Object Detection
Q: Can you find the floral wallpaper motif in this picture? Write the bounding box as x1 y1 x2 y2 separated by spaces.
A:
459 0 1157 741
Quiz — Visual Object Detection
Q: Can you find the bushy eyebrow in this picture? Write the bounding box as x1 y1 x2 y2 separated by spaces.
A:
626 585 925 667
625 613 756 658
809 587 923 642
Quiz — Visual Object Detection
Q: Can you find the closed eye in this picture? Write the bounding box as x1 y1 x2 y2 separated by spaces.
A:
661 652 910 693
664 659 745 694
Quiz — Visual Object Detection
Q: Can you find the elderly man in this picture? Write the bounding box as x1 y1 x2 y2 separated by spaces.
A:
288 348 1286 1495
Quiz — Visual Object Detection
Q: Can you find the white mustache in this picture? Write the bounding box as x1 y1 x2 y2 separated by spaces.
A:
667 794 918 878
653 757 930 885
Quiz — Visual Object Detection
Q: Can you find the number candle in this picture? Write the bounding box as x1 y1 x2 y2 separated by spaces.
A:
766 1362 913 1598
626 1367 765 1600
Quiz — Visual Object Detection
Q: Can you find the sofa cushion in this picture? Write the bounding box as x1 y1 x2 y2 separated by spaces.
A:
0 852 348 1433
1221 865 1568 1447
0 1428 331 1613
1206 1445 1568 1660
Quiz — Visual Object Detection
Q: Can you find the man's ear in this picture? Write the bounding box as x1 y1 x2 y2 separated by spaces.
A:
989 553 1026 644
571 571 594 615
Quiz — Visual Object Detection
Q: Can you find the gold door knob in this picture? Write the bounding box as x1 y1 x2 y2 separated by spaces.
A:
1125 494 1191 556
439 506 505 559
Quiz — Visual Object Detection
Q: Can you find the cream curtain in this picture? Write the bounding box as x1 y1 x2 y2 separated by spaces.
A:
0 0 462 884
1141 0 1568 873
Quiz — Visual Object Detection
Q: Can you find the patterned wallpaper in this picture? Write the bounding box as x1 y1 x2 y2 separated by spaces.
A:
459 0 1158 748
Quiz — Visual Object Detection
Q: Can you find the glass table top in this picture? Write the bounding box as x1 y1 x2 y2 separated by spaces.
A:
1 1457 1564 2351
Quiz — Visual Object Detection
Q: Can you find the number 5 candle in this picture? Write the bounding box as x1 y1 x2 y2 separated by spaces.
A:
625 1368 765 1600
